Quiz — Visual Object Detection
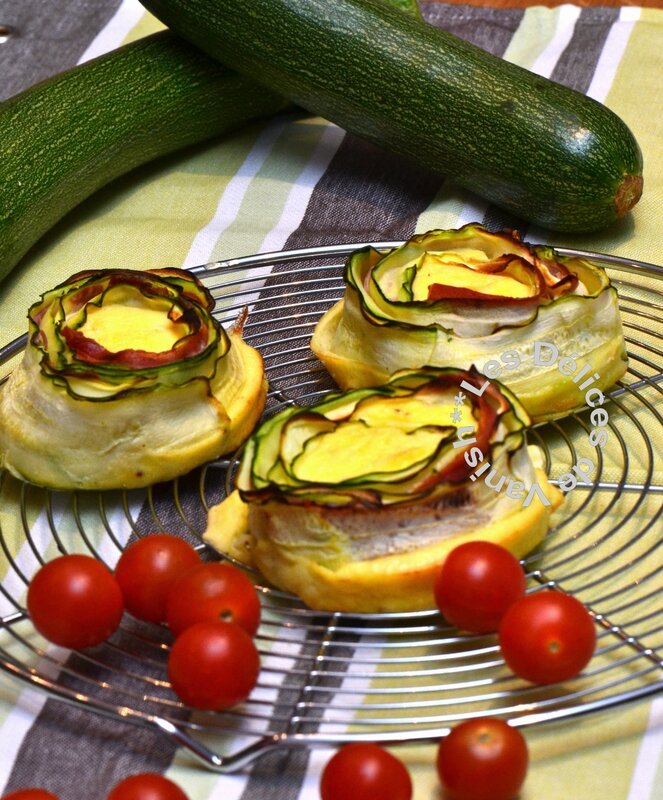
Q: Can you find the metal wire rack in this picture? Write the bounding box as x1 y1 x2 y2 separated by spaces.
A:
0 241 661 773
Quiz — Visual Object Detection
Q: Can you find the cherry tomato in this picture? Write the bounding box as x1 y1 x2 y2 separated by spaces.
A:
166 562 261 637
167 620 260 709
434 542 526 633
1 791 60 800
320 743 412 800
114 533 200 624
436 718 528 800
106 773 188 800
498 590 596 684
27 554 124 649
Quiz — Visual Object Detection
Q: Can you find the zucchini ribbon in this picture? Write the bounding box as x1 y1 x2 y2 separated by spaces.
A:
237 367 530 509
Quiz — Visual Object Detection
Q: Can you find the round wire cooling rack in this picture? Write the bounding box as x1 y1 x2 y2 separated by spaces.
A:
0 241 662 773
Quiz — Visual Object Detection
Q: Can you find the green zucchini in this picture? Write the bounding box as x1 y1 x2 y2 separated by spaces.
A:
0 0 421 286
140 0 644 233
0 31 289 285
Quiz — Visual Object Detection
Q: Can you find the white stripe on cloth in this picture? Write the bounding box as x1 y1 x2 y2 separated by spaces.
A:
626 696 663 800
586 6 641 102
181 117 294 270
210 123 346 318
0 687 50 793
76 0 146 64
207 771 249 800
293 640 386 800
257 124 345 255
455 197 490 230
0 496 69 792
172 122 346 797
529 5 582 78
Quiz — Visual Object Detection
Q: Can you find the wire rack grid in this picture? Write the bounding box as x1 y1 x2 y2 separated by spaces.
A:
0 241 661 773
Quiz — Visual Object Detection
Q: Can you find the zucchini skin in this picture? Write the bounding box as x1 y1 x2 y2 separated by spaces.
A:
140 0 644 233
0 31 289 284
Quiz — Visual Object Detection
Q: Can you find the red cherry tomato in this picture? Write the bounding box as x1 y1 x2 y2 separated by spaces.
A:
166 562 261 637
498 590 596 684
114 534 200 624
320 743 412 800
106 773 188 800
27 554 124 649
1 791 60 800
434 542 526 633
436 718 528 800
167 620 260 710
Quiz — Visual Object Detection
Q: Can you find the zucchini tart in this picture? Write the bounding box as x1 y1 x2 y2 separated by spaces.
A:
204 367 562 613
0 268 267 490
311 224 627 421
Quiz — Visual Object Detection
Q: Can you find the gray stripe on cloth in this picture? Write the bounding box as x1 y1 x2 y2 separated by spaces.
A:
0 0 123 100
420 2 526 55
236 7 531 798
550 6 621 94
283 134 443 249
232 132 441 800
231 122 451 796
238 625 362 800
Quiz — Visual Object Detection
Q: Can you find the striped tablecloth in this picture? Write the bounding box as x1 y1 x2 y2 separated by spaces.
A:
0 1 661 798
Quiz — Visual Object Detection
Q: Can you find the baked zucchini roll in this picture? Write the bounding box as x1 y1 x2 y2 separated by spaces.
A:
311 224 627 421
0 268 267 490
204 367 562 613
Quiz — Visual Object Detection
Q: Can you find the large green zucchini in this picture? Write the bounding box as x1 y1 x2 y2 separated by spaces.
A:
140 0 644 233
0 31 288 284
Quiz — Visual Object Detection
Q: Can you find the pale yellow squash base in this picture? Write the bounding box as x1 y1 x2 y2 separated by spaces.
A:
0 332 267 491
311 296 628 423
204 467 562 613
